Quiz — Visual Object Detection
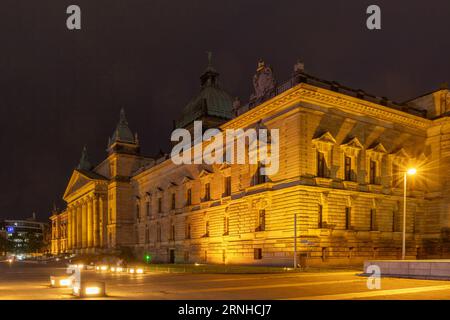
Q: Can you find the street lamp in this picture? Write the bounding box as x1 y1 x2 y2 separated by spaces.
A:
402 168 417 260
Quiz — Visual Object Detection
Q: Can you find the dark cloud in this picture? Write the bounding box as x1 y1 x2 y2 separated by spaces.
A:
0 0 449 220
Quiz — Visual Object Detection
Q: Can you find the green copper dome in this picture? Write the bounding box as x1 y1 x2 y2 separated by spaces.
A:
176 53 234 128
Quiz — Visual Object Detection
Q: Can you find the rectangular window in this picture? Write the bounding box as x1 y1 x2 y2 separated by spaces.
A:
171 193 176 210
369 160 377 184
146 201 150 218
204 183 211 201
145 226 149 244
317 151 326 177
345 207 351 230
223 216 229 235
257 209 266 231
157 223 161 242
224 176 231 196
205 221 210 237
318 204 323 228
254 163 267 185
321 247 328 262
344 156 352 181
170 224 175 240
254 248 263 260
186 223 191 239
158 198 162 213
186 188 192 206
392 164 401 187
370 209 377 231
392 211 397 232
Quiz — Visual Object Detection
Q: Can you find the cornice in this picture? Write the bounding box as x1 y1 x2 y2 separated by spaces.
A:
223 83 431 131
298 84 431 130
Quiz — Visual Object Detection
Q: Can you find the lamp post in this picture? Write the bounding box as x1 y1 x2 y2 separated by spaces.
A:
402 168 417 260
294 213 297 268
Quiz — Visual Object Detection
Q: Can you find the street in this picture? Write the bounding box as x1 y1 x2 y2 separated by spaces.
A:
1 262 450 300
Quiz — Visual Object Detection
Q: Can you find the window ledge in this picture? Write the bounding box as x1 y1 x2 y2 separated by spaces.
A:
342 181 358 189
246 182 273 194
314 177 333 187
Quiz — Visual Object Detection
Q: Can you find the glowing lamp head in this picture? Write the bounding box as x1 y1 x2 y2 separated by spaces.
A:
136 268 144 274
407 168 417 175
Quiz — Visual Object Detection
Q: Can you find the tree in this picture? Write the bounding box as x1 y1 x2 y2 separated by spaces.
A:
26 234 44 253
0 236 12 255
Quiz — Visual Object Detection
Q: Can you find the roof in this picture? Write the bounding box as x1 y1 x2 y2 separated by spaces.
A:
75 168 107 181
109 108 137 145
237 69 427 119
175 54 234 128
77 146 92 171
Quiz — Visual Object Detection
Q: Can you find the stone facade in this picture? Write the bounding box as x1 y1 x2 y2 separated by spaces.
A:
51 59 450 267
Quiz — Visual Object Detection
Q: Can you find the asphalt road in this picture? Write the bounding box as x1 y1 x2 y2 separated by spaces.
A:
2 261 450 300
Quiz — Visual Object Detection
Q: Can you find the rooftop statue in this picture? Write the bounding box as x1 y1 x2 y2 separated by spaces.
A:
250 59 276 102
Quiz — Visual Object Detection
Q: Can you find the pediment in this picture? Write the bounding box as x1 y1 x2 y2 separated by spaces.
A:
312 132 336 145
341 137 363 150
367 142 387 154
181 176 194 184
63 170 96 201
166 181 178 190
218 162 232 171
199 168 213 178
391 148 410 159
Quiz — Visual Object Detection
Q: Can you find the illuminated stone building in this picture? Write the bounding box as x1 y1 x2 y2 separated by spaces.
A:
51 57 450 266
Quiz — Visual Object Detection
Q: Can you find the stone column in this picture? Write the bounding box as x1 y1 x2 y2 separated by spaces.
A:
93 196 99 248
87 199 93 248
67 206 73 249
71 208 75 250
99 195 105 248
77 204 82 249
103 196 108 248
82 201 88 248
73 206 77 249
70 207 74 250
66 209 70 250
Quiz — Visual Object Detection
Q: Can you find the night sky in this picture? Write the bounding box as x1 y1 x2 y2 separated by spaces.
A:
0 0 449 221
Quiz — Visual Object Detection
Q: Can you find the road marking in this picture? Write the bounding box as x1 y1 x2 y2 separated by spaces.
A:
172 279 364 294
289 284 450 300
113 271 358 287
